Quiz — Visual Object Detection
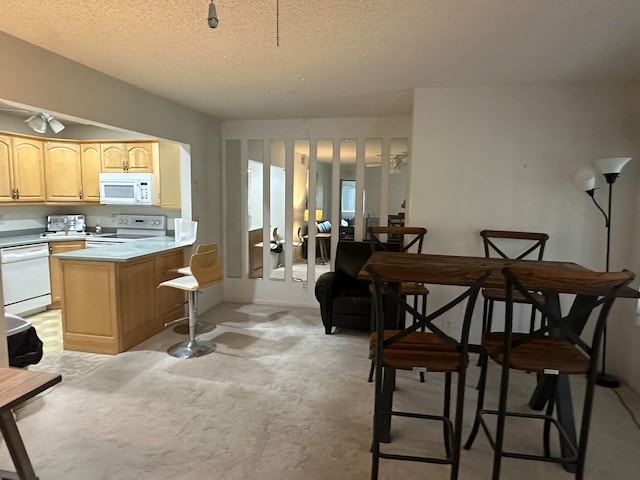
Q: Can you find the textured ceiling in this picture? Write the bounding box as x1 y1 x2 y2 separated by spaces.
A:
1 1 640 121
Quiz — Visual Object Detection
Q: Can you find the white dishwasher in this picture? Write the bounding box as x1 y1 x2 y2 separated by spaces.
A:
1 243 52 316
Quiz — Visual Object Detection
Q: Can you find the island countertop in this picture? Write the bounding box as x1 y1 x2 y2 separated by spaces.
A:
53 236 192 262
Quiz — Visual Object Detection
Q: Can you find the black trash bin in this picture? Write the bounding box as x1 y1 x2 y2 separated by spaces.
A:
6 314 43 368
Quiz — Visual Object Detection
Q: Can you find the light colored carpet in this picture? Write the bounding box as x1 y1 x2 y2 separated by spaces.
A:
4 303 640 479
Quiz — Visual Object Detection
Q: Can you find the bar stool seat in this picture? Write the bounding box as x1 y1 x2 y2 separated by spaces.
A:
159 247 222 359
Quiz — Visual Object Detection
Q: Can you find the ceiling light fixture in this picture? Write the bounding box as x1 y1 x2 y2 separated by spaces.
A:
207 1 218 29
25 113 65 134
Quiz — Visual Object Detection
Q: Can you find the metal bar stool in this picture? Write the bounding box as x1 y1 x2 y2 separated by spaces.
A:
367 262 490 480
367 226 429 383
464 265 634 479
158 247 223 358
169 243 218 335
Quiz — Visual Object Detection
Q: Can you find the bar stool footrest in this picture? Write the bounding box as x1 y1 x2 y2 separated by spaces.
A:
477 409 579 464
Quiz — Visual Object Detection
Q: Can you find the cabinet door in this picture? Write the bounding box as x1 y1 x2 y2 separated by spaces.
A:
118 258 159 351
11 137 45 202
157 142 181 209
81 144 101 201
44 141 83 201
101 143 126 172
126 143 154 172
49 241 86 304
0 135 14 203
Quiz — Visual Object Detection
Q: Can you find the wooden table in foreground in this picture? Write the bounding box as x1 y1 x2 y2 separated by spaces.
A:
0 368 61 480
359 251 639 471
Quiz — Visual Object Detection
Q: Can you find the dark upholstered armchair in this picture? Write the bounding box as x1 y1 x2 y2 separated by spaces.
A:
315 241 374 334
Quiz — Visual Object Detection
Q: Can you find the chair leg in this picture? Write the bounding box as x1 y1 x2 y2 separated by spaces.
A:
543 379 557 459
368 360 375 383
418 294 427 383
443 372 452 458
464 349 488 450
477 298 491 368
451 365 469 480
576 372 599 480
371 366 394 479
491 359 511 480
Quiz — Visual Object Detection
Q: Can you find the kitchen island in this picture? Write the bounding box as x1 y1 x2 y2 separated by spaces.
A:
54 237 191 354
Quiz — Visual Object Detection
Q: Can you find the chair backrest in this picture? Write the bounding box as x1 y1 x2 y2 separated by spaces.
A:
480 230 548 261
195 243 216 254
502 265 634 368
367 262 491 356
335 241 372 280
189 245 223 287
272 227 281 245
368 226 427 254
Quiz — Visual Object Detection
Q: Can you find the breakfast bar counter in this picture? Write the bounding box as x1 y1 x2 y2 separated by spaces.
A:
55 238 190 354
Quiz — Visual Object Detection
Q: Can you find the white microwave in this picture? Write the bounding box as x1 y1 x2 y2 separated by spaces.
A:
99 173 154 205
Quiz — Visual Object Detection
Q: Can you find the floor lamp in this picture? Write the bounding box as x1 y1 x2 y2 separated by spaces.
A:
574 157 632 388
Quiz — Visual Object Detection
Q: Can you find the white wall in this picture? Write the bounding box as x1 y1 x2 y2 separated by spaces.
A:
410 83 640 391
0 32 224 311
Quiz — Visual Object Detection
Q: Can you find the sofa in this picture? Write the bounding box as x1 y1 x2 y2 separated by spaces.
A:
315 241 395 334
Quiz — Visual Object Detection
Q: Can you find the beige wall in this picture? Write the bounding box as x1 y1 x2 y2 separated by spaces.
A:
410 83 640 391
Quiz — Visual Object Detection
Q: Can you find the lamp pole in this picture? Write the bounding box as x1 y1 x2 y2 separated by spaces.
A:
578 158 631 388
597 174 619 388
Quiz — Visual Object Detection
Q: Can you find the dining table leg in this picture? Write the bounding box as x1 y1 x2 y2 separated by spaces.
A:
527 292 595 473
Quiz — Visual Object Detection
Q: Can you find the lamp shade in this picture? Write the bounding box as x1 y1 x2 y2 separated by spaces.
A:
304 209 323 221
573 167 596 191
25 114 47 133
47 117 65 133
592 157 631 175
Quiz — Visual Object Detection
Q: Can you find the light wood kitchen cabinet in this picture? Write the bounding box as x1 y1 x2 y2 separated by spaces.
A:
0 135 13 202
80 143 101 202
0 135 46 203
44 141 83 202
48 241 86 307
153 142 182 209
101 142 154 173
59 248 186 354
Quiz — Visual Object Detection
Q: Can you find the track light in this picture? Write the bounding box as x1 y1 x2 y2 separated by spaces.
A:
25 114 47 133
207 1 218 28
24 113 65 134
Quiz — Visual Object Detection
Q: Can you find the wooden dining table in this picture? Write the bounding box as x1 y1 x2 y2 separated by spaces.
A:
359 251 639 471
0 367 61 479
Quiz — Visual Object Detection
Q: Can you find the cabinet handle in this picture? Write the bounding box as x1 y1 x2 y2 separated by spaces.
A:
79 190 83 200
15 189 19 199
11 188 16 199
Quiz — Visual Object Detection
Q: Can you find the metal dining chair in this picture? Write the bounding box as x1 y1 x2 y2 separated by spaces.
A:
464 264 634 479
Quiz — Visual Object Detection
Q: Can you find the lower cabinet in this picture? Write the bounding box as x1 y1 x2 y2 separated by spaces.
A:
49 241 86 308
59 248 186 354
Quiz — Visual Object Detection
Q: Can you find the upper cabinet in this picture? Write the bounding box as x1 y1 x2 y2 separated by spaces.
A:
0 133 171 206
101 142 154 173
80 144 101 202
0 135 13 202
0 136 46 203
44 141 83 202
153 143 181 210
